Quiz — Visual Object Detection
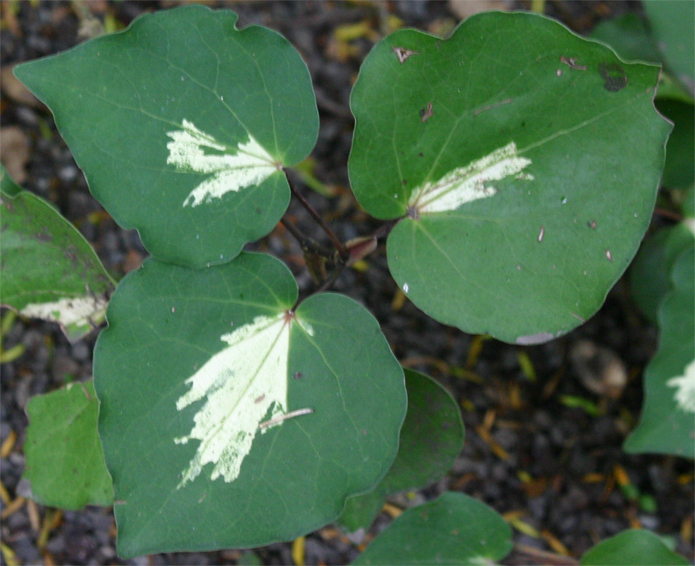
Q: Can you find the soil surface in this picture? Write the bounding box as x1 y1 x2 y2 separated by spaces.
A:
1 2 693 565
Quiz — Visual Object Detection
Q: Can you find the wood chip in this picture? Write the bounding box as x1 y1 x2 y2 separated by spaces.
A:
0 430 16 458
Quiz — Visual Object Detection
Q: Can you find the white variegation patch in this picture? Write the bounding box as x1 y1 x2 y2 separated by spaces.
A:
166 120 279 207
409 142 533 214
666 359 695 414
19 295 107 328
174 313 314 488
684 217 695 238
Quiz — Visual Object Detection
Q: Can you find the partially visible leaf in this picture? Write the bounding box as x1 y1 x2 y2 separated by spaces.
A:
655 98 694 190
14 6 318 268
588 12 693 103
580 529 689 566
338 370 464 532
682 186 694 219
629 223 694 324
625 245 695 457
338 490 386 533
643 0 695 96
0 167 114 341
589 13 660 64
351 492 513 565
23 381 113 510
94 253 406 557
349 12 670 344
0 163 22 196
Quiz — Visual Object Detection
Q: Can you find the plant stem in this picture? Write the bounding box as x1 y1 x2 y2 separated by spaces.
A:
653 207 683 222
371 218 399 240
314 261 347 295
514 544 578 565
279 217 334 259
286 173 349 260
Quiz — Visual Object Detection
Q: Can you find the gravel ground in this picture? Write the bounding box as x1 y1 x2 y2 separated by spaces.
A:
1 1 693 565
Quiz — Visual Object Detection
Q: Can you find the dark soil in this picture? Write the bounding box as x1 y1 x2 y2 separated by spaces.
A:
1 2 693 565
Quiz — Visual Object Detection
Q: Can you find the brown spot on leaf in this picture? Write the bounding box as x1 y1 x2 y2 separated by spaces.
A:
560 56 587 71
81 384 92 401
36 227 53 243
474 98 512 116
598 63 627 92
420 102 433 123
392 46 419 64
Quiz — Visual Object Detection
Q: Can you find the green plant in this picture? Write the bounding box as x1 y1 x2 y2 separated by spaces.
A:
2 3 692 563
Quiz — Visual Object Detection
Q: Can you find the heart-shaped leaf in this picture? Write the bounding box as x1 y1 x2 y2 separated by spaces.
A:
349 12 670 344
94 253 406 557
14 6 318 268
580 529 689 566
624 244 695 458
23 380 113 510
0 167 114 341
338 369 464 532
351 492 513 565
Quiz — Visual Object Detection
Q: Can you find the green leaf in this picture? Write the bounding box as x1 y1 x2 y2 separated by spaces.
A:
351 492 513 565
580 529 689 566
338 370 464 532
629 223 694 324
683 186 694 218
0 168 114 342
0 163 22 196
339 491 387 533
587 14 693 103
94 253 406 557
14 6 318 268
349 12 670 344
23 380 113 510
624 244 695 458
589 13 661 64
643 0 695 96
655 98 694 190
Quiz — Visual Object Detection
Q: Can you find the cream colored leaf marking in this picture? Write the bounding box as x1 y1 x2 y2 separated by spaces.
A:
19 295 107 327
166 119 279 207
174 313 314 488
666 359 695 414
685 217 695 237
409 142 533 214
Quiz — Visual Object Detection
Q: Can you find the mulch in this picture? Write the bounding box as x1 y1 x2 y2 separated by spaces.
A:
1 2 693 565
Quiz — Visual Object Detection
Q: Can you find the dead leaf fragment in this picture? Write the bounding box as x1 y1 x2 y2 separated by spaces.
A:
570 340 627 398
448 0 512 20
0 126 30 184
1 65 41 108
122 249 144 274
